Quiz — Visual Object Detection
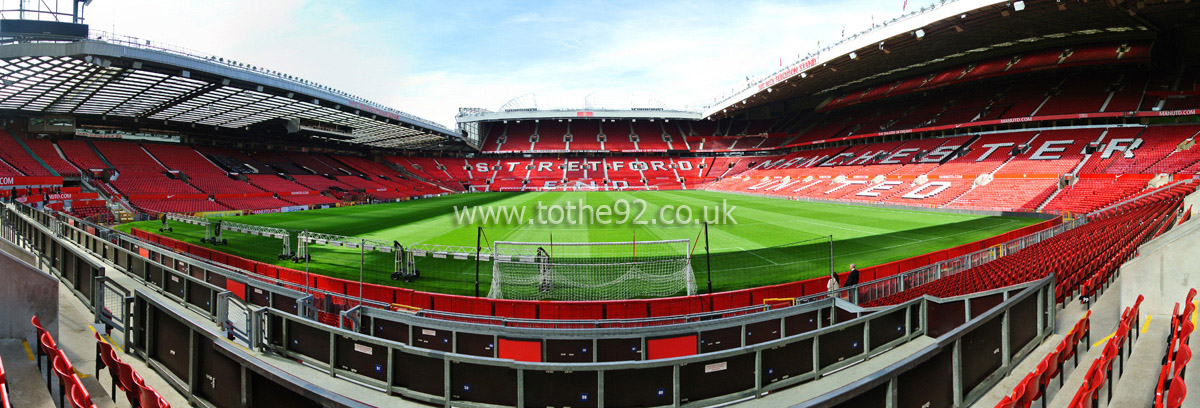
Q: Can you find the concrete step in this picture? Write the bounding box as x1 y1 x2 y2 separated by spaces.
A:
1 339 56 408
1109 316 1169 408
970 274 1127 408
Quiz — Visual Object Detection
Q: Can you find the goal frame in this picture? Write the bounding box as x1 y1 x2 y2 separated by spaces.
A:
489 238 697 301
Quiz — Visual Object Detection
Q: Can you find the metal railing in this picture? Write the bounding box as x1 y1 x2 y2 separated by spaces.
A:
7 199 1061 407
797 216 1085 306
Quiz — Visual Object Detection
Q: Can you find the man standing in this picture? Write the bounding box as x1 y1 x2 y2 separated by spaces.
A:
844 263 860 287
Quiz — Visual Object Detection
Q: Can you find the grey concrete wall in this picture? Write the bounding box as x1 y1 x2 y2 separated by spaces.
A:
0 236 58 344
1185 186 1200 218
1120 212 1200 316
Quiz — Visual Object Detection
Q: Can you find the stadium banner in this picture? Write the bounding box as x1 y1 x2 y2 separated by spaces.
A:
213 192 274 199
247 208 281 215
279 205 308 213
277 190 317 196
0 176 63 187
46 192 100 201
1135 109 1198 117
1077 174 1156 180
15 195 43 204
126 193 208 200
195 210 243 218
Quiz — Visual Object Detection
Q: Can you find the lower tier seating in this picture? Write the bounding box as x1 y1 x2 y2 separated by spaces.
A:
863 183 1193 307
1041 178 1150 214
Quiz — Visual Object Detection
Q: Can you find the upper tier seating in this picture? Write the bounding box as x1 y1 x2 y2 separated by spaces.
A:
248 151 309 174
602 121 637 152
569 121 603 151
292 175 353 191
196 146 258 174
1035 73 1118 116
0 156 22 177
821 43 1148 112
143 143 225 176
55 140 109 172
534 121 569 151
92 140 166 177
23 139 81 177
246 175 312 193
631 122 670 151
283 152 344 175
187 176 264 195
0 131 52 176
92 140 203 196
336 176 386 191
110 177 202 196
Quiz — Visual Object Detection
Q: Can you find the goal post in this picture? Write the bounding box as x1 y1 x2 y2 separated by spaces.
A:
489 239 697 301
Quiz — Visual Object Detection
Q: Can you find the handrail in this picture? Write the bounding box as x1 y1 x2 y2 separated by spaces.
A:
794 216 1083 306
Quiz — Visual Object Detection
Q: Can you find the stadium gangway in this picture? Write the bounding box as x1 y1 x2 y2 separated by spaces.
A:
793 216 1087 306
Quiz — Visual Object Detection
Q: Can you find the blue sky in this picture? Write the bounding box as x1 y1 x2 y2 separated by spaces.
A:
85 0 902 127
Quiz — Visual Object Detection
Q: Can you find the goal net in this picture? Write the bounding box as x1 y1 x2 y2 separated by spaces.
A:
489 239 697 301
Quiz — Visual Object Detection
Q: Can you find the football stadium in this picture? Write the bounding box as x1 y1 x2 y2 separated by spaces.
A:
0 0 1199 407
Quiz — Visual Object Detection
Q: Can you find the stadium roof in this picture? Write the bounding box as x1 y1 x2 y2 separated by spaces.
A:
706 0 1193 119
455 108 703 124
0 34 462 149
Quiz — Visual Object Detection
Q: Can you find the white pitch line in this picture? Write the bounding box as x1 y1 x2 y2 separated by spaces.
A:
835 219 1021 258
735 246 780 265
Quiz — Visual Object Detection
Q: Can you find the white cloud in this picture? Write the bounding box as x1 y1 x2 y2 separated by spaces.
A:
83 0 902 128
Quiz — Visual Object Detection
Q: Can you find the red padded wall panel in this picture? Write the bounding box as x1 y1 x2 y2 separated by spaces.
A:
647 335 697 360
498 338 542 362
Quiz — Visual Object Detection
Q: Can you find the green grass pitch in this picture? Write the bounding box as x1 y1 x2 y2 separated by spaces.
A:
116 190 1042 298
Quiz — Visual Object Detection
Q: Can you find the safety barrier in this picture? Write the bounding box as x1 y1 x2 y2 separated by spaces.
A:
6 200 1058 407
797 217 1085 306
249 277 1057 407
794 276 1055 408
129 212 1064 323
